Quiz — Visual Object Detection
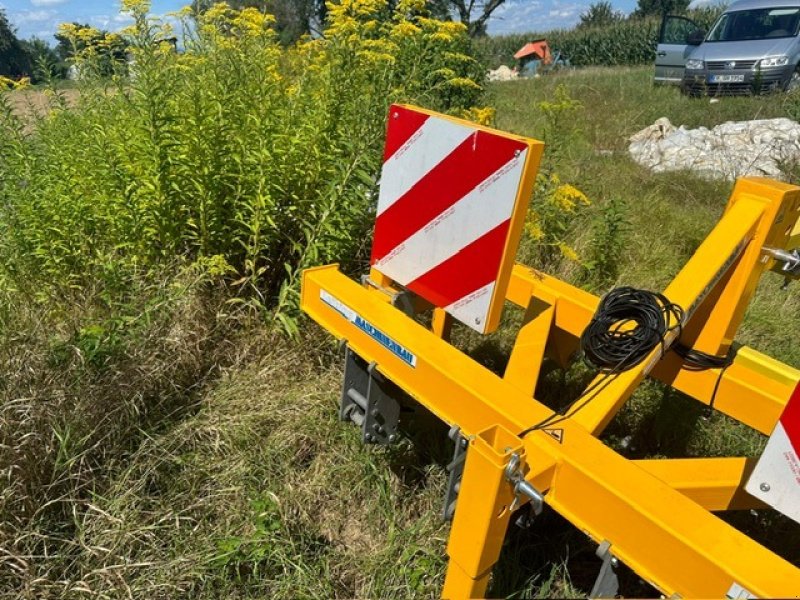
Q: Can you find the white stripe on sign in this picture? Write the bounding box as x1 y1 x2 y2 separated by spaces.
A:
376 117 475 217
446 281 496 329
745 420 800 525
374 149 527 284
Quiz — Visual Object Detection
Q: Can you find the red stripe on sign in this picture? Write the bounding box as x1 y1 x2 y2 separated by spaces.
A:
405 220 510 307
383 105 429 162
371 131 526 263
780 381 800 456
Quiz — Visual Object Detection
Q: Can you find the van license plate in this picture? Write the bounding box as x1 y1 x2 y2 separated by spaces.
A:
709 74 745 83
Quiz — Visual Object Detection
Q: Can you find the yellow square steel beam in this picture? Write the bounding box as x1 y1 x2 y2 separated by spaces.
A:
502 297 554 397
682 179 800 358
506 267 800 435
634 457 766 511
524 428 800 599
566 198 763 435
443 424 523 598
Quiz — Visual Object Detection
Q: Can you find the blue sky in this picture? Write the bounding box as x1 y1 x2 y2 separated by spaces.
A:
0 0 640 42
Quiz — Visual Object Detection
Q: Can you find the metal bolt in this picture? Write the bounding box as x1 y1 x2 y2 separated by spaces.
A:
373 423 381 432
474 317 481 325
365 433 373 442
514 149 521 157
610 557 619 568
393 112 399 119
760 482 771 492
503 446 513 454
388 434 397 443
371 408 379 417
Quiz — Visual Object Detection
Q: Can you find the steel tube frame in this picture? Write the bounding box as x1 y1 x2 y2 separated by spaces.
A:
300 178 800 598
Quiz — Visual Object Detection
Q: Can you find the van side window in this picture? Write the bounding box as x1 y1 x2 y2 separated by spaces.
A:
662 16 700 44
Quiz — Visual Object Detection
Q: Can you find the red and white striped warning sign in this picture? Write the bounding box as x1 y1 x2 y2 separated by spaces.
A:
746 380 800 524
371 104 541 334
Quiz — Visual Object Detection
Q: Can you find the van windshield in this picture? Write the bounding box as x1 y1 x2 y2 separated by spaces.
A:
706 7 800 41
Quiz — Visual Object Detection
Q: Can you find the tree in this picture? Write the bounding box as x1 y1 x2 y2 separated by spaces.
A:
54 23 129 76
578 1 624 28
632 0 690 17
20 37 62 82
444 0 506 36
197 0 502 42
0 9 33 78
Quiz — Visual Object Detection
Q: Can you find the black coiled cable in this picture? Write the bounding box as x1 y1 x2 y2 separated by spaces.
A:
580 287 684 371
519 287 684 438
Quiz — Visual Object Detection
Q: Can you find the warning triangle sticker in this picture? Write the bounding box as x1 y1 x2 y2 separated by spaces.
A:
544 428 564 443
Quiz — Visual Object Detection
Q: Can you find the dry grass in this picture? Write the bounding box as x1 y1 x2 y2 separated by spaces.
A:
0 271 251 598
2 66 800 599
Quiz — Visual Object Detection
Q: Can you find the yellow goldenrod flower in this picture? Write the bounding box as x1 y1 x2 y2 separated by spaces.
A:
121 0 150 13
445 77 481 90
558 242 580 262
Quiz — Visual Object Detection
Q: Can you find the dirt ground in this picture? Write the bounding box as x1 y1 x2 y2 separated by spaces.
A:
5 87 79 127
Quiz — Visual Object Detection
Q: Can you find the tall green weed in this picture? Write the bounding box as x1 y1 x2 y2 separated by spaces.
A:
0 0 484 334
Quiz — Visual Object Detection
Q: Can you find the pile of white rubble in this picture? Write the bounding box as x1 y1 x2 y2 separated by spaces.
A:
487 65 518 82
628 117 800 180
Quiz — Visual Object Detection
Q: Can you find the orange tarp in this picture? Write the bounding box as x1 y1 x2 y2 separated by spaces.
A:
514 40 552 64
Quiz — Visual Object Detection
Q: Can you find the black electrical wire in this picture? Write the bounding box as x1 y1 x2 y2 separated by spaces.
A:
580 287 685 372
673 342 735 412
519 287 685 438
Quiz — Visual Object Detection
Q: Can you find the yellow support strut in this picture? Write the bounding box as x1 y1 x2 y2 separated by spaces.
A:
301 177 800 598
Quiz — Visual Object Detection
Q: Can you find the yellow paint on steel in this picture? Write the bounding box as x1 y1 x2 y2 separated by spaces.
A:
301 264 800 598
300 175 800 599
502 297 554 397
568 196 766 435
302 264 551 438
635 457 766 511
522 430 800 598
431 307 453 341
684 179 800 357
736 345 800 387
505 266 800 435
443 424 522 598
789 212 800 250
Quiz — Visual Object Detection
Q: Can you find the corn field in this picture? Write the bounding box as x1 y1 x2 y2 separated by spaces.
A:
477 9 724 69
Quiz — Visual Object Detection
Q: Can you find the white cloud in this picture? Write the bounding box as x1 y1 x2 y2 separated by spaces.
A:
89 14 111 29
488 0 636 34
11 9 57 24
30 0 68 6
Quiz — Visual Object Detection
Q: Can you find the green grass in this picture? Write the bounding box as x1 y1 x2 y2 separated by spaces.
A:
5 65 800 598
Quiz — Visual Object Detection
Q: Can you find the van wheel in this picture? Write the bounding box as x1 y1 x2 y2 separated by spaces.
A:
786 67 800 93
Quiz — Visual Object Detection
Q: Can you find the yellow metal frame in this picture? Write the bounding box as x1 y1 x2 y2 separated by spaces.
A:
301 176 800 599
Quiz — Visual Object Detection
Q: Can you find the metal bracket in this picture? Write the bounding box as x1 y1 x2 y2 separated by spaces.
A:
360 274 418 318
590 540 620 599
391 290 418 318
442 425 467 521
340 346 401 445
764 246 800 277
504 453 544 514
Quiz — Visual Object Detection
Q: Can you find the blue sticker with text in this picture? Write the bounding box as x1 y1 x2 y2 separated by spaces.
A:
320 289 417 367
